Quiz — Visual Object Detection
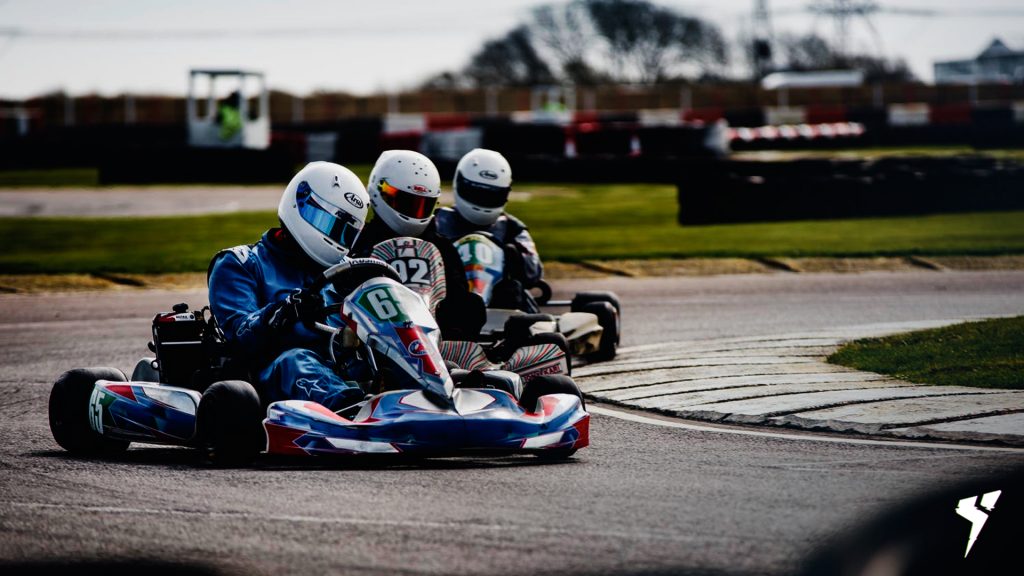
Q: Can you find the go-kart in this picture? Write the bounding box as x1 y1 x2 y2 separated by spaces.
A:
369 236 570 381
48 258 589 465
453 233 621 361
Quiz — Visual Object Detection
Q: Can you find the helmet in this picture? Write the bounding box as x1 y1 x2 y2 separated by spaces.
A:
278 161 369 267
367 150 441 236
453 148 512 226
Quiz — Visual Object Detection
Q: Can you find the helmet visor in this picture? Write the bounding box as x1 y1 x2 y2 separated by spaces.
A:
378 178 438 220
295 181 364 249
455 172 511 209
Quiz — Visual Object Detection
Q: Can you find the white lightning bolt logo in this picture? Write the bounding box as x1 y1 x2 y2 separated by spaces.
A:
955 490 1001 558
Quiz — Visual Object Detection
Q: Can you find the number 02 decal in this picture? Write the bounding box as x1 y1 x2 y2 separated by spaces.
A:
391 258 430 285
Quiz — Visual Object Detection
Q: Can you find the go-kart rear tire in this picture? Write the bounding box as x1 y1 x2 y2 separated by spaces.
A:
196 380 263 467
49 367 131 455
571 291 621 315
581 301 618 361
503 313 555 344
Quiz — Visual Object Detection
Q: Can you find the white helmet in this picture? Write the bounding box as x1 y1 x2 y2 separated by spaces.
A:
453 148 512 226
367 150 441 236
278 161 369 267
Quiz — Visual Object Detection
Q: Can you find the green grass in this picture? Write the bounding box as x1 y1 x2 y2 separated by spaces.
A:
0 211 278 274
510 183 1024 260
0 168 100 187
1 181 1024 274
828 317 1024 389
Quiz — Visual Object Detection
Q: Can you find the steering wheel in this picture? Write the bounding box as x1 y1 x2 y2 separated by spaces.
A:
305 257 402 327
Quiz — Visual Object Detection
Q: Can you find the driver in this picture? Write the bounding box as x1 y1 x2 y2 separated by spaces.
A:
208 161 371 411
351 150 484 340
435 148 543 312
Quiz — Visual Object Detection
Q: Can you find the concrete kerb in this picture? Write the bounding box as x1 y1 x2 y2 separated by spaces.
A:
577 319 1024 446
3 255 1024 294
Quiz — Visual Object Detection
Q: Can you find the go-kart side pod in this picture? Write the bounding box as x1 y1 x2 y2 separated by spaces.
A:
87 380 202 445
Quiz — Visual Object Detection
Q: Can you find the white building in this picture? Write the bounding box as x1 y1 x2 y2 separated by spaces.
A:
934 38 1024 84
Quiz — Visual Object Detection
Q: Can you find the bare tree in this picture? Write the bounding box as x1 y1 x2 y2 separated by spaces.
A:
779 33 837 71
779 33 915 82
418 71 468 90
585 0 728 83
463 26 556 87
530 1 604 84
437 0 728 87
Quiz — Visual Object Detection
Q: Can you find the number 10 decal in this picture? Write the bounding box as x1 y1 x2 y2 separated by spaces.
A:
458 242 494 265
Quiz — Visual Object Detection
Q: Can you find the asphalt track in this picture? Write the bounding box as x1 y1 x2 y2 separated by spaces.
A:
2 270 1024 575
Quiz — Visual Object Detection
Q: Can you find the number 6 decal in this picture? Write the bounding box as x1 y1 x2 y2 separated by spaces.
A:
366 288 398 320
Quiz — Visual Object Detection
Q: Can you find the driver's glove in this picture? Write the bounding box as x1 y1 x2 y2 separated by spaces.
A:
267 288 323 332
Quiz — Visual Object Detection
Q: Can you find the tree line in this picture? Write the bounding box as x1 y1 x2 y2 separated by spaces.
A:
421 0 913 89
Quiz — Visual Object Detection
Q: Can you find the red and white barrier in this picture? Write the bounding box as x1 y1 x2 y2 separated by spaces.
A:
725 122 864 144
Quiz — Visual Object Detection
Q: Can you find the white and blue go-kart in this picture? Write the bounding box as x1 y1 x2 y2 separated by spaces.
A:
48 258 590 466
453 233 621 362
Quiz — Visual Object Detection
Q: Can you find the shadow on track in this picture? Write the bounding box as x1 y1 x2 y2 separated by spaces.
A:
29 448 583 471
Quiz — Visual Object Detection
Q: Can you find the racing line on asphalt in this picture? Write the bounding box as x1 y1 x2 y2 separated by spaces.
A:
588 404 1024 452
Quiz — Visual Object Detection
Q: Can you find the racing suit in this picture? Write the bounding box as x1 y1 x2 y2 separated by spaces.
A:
208 228 367 411
434 207 544 312
351 217 485 340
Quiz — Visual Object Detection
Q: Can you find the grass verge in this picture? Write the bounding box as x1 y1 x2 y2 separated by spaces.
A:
0 212 278 274
828 317 1024 389
0 168 100 187
2 182 1024 273
512 184 1024 260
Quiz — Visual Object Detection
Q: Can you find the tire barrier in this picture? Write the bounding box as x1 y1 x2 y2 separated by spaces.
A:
0 124 186 170
4 102 1024 178
98 146 296 184
677 156 1024 225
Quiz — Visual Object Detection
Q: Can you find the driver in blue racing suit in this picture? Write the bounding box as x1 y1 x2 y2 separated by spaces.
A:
208 162 371 411
435 148 544 312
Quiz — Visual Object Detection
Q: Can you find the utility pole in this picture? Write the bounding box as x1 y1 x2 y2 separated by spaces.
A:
808 0 882 59
751 0 774 79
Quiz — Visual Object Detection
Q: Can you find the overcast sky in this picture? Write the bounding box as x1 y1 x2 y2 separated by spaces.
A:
1 0 1022 99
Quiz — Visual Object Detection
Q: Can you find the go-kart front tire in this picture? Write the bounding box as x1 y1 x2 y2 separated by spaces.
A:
195 380 263 467
519 374 585 412
49 367 131 455
519 375 585 460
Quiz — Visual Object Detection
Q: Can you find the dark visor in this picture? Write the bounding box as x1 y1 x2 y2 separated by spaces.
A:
295 181 363 248
378 178 438 219
455 172 511 208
